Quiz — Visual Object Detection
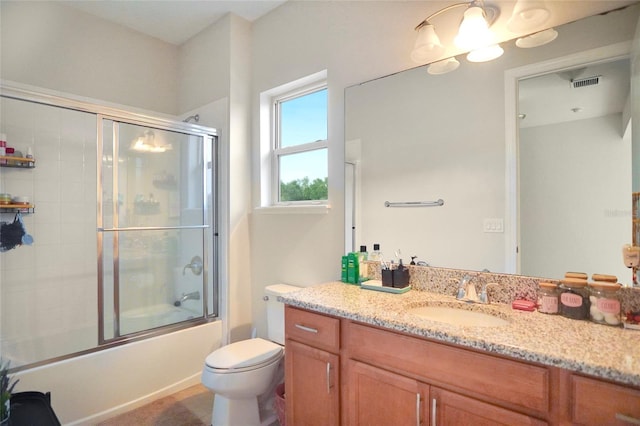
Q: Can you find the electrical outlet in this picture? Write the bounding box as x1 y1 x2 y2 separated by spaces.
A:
483 218 504 233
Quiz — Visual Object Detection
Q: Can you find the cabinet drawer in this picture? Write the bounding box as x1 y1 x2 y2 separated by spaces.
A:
571 375 640 425
346 321 550 414
285 306 340 353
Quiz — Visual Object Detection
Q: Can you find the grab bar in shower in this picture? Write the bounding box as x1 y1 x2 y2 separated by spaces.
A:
384 199 444 208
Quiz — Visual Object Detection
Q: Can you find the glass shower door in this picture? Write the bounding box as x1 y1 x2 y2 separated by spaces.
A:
99 119 214 341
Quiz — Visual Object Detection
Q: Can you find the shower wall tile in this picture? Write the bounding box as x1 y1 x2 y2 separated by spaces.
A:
2 247 34 270
33 179 60 203
33 223 62 245
33 201 61 223
2 267 35 289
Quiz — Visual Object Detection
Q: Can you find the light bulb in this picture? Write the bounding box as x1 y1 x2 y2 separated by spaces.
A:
466 44 504 62
411 24 444 63
454 6 493 51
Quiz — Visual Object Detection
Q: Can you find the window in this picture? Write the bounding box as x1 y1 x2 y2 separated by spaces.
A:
272 84 328 204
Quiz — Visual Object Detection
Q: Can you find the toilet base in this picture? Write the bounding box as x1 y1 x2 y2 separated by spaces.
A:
212 394 260 426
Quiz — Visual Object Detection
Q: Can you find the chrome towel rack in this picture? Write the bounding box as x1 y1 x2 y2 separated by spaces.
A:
384 199 444 208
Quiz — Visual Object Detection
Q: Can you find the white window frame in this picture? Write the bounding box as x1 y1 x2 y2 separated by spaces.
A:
257 70 329 213
271 83 328 205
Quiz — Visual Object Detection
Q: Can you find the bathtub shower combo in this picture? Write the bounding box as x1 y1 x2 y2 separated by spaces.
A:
0 86 219 369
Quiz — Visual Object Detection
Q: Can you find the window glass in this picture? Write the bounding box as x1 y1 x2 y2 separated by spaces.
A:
279 88 327 148
279 149 328 201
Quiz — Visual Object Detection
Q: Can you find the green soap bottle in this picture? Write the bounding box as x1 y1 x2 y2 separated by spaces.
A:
341 256 348 282
346 252 359 284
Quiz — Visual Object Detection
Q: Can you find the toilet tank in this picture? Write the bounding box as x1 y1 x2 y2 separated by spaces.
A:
265 284 301 345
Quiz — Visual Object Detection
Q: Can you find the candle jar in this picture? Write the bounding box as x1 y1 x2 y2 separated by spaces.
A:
537 282 559 314
588 282 622 326
559 278 590 320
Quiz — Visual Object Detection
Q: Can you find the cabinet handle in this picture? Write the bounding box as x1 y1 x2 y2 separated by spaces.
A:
416 393 421 426
616 413 640 425
326 362 331 394
431 398 437 426
295 323 318 333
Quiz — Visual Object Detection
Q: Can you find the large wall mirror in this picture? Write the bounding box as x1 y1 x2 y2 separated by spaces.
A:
345 4 640 284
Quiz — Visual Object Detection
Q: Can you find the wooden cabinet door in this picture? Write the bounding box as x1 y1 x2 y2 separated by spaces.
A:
347 360 429 426
431 387 547 426
571 375 640 425
285 339 339 426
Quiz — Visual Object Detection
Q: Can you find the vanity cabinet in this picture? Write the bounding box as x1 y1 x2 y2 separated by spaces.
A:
345 320 551 425
284 306 340 426
285 306 640 425
569 374 640 425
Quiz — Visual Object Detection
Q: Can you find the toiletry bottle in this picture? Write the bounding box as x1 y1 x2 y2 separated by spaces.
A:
369 244 382 261
358 245 368 282
346 252 359 284
341 256 348 282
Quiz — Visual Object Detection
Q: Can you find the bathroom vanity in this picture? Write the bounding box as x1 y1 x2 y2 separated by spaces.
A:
282 282 640 425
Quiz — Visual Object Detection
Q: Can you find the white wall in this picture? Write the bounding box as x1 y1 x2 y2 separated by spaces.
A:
0 1 179 115
248 2 639 332
520 114 631 281
248 1 427 340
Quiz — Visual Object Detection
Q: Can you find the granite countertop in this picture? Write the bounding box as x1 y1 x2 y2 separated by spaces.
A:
281 281 640 387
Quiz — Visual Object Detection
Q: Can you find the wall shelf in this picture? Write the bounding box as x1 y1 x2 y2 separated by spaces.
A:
0 204 35 214
0 155 36 168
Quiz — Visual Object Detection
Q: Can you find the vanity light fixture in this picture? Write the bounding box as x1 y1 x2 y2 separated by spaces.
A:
507 0 551 33
515 28 558 48
427 57 461 75
411 0 502 65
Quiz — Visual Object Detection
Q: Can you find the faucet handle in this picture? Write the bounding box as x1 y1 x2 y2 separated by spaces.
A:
183 256 203 276
479 282 498 304
455 275 470 300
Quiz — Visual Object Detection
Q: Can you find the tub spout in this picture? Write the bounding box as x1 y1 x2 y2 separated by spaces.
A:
174 291 201 306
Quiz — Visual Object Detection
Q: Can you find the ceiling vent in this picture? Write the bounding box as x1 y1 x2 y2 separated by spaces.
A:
571 75 601 88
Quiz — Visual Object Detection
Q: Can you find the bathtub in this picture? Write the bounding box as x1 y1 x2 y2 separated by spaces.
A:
13 320 222 425
120 303 202 335
2 304 202 367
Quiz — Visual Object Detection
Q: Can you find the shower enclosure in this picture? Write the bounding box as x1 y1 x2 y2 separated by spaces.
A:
0 86 218 369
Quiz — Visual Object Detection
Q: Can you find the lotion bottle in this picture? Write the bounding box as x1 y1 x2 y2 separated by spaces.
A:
358 245 368 282
369 243 382 261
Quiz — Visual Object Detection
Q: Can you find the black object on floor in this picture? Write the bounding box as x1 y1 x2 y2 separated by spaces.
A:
10 391 61 426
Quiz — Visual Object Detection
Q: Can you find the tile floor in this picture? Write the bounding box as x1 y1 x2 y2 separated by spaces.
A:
96 384 213 426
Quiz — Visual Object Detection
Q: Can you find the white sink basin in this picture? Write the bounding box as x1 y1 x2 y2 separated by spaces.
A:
406 306 509 327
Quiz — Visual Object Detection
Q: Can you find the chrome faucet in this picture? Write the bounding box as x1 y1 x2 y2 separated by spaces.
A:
182 256 203 276
456 274 479 302
174 291 201 306
456 274 495 304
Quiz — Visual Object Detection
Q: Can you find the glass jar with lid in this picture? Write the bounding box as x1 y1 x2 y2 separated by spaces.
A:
537 282 559 314
559 278 590 320
588 281 622 326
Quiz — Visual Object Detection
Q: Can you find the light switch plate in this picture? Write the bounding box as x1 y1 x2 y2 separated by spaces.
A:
483 218 504 233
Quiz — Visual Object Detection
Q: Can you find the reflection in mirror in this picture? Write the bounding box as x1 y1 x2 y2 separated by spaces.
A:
519 58 631 281
345 4 640 284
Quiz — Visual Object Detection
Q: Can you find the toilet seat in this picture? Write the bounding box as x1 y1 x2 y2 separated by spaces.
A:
205 338 283 373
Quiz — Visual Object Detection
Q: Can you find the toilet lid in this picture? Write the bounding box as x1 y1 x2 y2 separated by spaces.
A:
205 338 283 370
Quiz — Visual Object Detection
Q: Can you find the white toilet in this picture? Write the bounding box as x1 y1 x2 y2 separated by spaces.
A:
201 284 300 426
